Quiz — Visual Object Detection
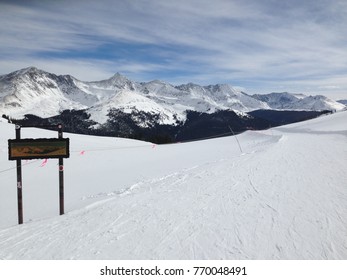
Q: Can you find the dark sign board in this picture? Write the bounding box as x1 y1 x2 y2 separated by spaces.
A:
8 138 70 160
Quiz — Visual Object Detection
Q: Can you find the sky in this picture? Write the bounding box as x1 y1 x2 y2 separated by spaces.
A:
0 0 346 99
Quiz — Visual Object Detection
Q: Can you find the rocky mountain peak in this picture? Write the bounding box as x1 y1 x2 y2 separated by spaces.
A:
0 67 345 124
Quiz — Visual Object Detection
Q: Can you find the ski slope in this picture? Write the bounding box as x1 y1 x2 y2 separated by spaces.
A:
0 111 346 259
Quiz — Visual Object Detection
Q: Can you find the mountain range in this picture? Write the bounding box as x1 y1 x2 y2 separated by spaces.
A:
1 67 345 121
0 67 345 142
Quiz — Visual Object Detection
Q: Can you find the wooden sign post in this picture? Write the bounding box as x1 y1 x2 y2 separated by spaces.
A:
15 125 23 224
58 124 65 215
8 124 70 225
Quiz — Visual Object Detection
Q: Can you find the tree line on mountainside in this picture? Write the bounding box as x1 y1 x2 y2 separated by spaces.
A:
3 109 332 144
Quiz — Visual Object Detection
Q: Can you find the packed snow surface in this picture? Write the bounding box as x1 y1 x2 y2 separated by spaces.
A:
0 111 346 259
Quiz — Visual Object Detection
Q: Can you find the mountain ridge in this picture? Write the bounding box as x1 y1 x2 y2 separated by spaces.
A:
0 67 345 127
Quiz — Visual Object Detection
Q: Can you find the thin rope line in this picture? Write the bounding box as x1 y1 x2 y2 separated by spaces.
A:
0 130 244 174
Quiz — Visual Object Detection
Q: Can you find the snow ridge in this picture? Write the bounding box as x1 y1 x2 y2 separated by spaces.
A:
0 68 345 125
252 92 345 111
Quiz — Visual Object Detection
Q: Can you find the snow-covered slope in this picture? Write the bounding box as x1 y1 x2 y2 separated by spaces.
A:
0 111 346 259
337 99 347 106
87 89 180 125
0 68 266 124
252 92 345 112
1 68 345 127
0 67 97 118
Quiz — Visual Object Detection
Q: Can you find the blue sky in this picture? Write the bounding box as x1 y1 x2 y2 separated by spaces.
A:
0 0 346 98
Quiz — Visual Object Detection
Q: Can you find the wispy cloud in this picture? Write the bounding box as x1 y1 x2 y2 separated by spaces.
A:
0 0 346 98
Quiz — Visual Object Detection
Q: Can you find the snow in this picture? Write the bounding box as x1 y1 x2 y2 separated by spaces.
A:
0 111 346 260
2 68 344 128
252 92 345 112
87 89 180 126
0 68 91 118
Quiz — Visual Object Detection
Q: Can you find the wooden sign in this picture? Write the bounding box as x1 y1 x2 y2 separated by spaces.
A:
8 124 68 225
8 138 70 160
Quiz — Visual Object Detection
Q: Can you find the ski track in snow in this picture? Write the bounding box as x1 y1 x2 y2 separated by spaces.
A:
0 113 347 259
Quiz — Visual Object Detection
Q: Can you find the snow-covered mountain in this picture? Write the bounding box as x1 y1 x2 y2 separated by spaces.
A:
0 67 97 118
251 92 345 111
0 67 263 124
1 67 345 127
337 99 347 106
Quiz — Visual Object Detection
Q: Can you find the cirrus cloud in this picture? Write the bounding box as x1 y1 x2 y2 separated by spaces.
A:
0 0 346 99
